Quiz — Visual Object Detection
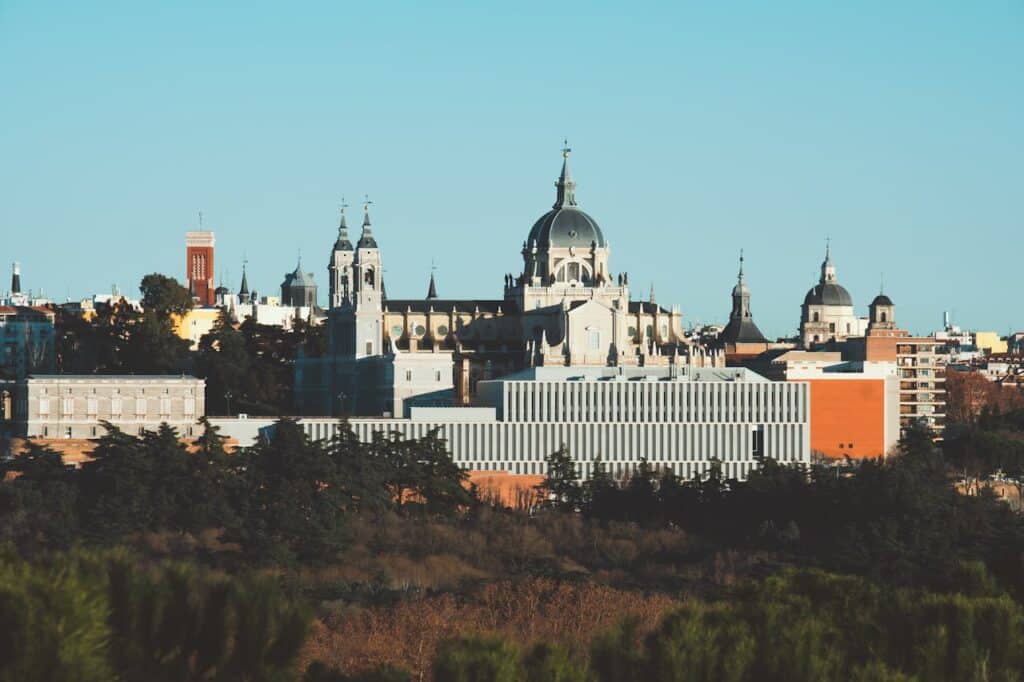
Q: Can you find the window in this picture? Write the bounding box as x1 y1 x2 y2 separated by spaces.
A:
365 341 373 355
65 427 72 439
813 312 820 322
86 398 97 416
405 370 412 382
414 324 426 336
391 324 403 337
38 398 49 415
135 398 146 416
435 370 442 382
829 323 836 332
91 426 97 437
184 398 195 415
111 398 121 416
846 323 851 333
437 325 448 336
587 329 601 350
880 312 887 322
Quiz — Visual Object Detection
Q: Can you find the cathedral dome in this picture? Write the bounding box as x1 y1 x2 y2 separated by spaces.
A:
526 146 607 250
803 282 853 307
527 207 606 250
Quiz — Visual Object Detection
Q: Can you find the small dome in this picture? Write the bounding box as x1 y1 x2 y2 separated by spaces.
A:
527 207 606 250
215 285 229 296
285 266 316 288
804 282 853 307
871 293 893 307
334 236 353 251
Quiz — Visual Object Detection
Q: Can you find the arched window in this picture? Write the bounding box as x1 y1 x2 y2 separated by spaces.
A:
846 323 851 333
881 312 888 322
566 262 580 282
812 312 820 322
364 268 375 287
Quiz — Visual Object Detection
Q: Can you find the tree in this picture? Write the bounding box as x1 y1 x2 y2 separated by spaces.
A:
140 273 193 320
432 635 522 682
541 446 583 511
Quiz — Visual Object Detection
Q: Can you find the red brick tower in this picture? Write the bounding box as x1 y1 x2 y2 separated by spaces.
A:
185 231 215 306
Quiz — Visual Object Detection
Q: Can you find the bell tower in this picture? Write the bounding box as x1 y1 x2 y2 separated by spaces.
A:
353 198 384 358
186 227 216 306
328 200 355 309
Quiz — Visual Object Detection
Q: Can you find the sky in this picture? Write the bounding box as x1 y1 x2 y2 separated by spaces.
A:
1 1 1021 338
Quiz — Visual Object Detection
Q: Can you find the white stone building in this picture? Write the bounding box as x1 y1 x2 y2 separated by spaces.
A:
0 375 205 440
221 365 811 481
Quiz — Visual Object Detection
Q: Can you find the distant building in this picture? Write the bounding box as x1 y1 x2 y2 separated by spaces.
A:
769 350 900 459
228 365 810 481
0 306 56 379
280 262 318 308
799 245 867 347
186 231 216 306
717 252 770 360
0 375 205 440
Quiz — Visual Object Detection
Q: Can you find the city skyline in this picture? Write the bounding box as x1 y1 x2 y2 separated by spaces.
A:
2 1 1021 337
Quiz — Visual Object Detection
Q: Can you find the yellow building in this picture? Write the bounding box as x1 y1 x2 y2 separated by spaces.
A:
173 307 221 349
974 331 1007 355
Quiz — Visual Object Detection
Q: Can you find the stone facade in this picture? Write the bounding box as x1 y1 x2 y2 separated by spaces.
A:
0 375 205 440
298 149 723 417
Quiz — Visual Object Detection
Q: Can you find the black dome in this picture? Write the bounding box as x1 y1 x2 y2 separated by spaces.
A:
804 283 853 307
871 294 893 306
527 207 606 250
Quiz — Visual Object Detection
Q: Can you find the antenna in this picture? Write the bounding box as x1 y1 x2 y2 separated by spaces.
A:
198 211 203 229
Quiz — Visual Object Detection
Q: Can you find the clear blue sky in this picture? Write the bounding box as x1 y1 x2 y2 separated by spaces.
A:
1 1 1021 337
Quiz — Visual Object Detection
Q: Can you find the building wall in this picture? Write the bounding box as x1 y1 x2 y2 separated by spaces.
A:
6 376 205 439
974 332 1008 355
801 378 888 459
0 306 55 378
185 231 215 306
300 417 807 480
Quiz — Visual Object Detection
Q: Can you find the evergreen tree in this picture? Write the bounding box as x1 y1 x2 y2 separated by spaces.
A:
541 445 583 511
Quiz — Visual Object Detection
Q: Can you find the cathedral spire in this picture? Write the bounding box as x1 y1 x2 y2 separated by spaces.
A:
334 198 353 251
553 140 578 208
426 270 438 299
239 259 249 300
357 195 378 248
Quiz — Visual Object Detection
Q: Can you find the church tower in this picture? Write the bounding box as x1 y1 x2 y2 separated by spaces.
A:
719 251 767 350
352 199 383 358
328 202 355 309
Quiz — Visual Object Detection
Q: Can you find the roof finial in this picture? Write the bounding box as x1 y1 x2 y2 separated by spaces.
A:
880 272 885 295
339 196 349 230
427 261 438 300
649 282 656 304
825 236 831 261
362 194 373 227
198 210 203 229
554 141 577 208
738 248 745 281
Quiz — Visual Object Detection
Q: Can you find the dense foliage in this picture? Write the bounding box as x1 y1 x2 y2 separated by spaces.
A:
11 299 1024 681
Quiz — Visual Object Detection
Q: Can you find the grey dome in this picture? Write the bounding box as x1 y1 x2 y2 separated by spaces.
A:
527 207 606 249
804 282 853 307
871 293 893 307
285 266 316 288
335 235 353 251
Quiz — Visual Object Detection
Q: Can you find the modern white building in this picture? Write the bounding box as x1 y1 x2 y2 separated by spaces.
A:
0 375 206 440
222 365 811 481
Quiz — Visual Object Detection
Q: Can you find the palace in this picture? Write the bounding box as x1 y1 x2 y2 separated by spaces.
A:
297 147 726 417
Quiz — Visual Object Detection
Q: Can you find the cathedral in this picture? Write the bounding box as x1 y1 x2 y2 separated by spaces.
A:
296 148 725 417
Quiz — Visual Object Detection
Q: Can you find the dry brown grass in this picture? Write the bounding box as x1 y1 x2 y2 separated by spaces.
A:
301 577 678 680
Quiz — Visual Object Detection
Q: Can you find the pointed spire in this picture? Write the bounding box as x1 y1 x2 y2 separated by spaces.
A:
553 140 578 208
334 198 353 251
239 258 249 298
649 282 656 304
426 266 438 300
820 238 837 283
357 195 378 248
738 249 745 283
